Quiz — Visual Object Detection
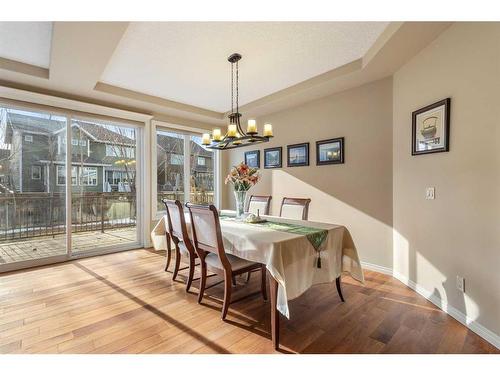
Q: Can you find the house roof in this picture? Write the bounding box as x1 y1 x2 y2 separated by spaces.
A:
5 112 65 134
156 133 212 157
73 121 135 146
4 112 135 146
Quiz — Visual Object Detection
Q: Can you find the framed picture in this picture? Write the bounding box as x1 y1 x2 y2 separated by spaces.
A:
287 142 309 167
316 137 344 165
412 98 450 155
264 147 282 169
244 150 260 168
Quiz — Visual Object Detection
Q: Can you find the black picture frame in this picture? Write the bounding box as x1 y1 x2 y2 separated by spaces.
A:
287 142 309 167
264 147 282 169
244 150 260 168
412 98 451 156
316 137 344 165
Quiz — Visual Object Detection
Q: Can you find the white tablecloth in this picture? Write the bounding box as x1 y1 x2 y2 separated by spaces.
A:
151 210 364 318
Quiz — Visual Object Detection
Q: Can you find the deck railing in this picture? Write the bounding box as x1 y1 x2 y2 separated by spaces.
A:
156 190 214 210
0 189 214 242
0 192 136 242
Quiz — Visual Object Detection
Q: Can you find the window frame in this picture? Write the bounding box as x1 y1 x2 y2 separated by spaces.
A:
80 166 98 186
31 165 41 180
152 121 220 219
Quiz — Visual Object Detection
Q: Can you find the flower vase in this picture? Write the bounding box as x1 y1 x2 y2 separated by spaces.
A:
234 190 247 219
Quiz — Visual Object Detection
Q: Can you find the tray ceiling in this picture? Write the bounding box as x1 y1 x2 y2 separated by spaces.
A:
0 22 53 68
100 22 388 112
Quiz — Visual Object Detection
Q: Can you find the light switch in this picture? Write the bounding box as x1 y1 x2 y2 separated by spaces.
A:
425 187 435 200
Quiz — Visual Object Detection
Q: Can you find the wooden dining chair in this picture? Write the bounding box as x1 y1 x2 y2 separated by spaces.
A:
279 197 311 220
186 203 267 320
162 199 198 292
246 195 272 215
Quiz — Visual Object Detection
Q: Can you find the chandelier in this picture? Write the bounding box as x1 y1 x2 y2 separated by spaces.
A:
203 53 273 150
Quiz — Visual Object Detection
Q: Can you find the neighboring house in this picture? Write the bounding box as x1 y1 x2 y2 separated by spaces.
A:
0 111 136 194
156 133 214 194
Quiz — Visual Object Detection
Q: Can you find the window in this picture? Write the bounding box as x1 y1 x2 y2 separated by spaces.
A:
106 144 135 158
72 139 87 146
80 167 97 186
24 134 33 142
190 135 215 205
57 165 78 185
156 130 185 209
107 170 134 186
31 166 41 180
155 128 217 214
170 153 183 165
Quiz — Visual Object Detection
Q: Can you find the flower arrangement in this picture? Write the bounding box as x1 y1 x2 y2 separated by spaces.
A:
225 162 260 191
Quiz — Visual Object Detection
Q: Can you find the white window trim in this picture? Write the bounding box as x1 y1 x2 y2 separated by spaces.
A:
80 167 98 186
56 165 78 186
31 165 41 180
152 120 220 219
24 134 33 142
0 92 151 271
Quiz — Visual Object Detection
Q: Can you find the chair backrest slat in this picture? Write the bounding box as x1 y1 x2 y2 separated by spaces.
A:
186 204 231 268
246 195 272 215
162 199 190 244
279 197 311 220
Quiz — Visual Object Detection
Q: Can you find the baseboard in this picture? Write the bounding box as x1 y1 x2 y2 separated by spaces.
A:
360 261 393 276
359 261 499 349
392 270 500 350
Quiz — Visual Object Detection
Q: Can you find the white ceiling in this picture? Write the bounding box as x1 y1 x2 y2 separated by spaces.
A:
0 22 53 68
101 22 388 112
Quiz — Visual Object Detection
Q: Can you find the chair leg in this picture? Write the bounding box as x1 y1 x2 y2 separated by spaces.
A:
164 248 171 272
245 271 251 283
164 234 172 272
198 259 207 304
221 271 233 321
336 276 345 302
231 275 237 286
185 253 196 293
172 246 181 281
260 265 267 301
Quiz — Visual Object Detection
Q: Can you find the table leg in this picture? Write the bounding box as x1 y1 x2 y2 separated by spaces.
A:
269 273 279 350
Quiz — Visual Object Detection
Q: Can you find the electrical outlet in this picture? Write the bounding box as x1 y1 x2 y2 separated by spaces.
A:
425 187 435 200
456 276 465 293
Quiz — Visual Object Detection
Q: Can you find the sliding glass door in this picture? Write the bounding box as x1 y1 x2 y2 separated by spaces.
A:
0 102 143 272
69 117 140 256
0 105 68 268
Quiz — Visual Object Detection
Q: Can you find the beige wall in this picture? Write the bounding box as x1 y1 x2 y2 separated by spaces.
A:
393 23 500 335
222 78 394 268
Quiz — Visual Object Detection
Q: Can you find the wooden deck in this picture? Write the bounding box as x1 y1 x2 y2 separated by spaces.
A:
0 227 136 264
0 249 497 354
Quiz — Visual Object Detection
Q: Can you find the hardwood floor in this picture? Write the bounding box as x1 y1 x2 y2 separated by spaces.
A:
0 249 497 354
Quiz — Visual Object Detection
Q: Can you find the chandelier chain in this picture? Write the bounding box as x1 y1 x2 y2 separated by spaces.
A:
231 62 234 114
236 60 239 113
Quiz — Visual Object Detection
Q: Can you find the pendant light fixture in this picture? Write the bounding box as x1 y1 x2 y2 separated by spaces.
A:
203 53 273 150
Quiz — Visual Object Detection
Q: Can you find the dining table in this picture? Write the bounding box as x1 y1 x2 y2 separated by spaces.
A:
151 209 365 350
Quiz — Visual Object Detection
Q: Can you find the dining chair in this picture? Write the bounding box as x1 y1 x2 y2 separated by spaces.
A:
279 197 311 220
246 195 272 215
162 199 198 292
186 203 267 320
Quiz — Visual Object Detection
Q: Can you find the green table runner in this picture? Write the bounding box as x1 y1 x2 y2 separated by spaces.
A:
220 215 328 267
